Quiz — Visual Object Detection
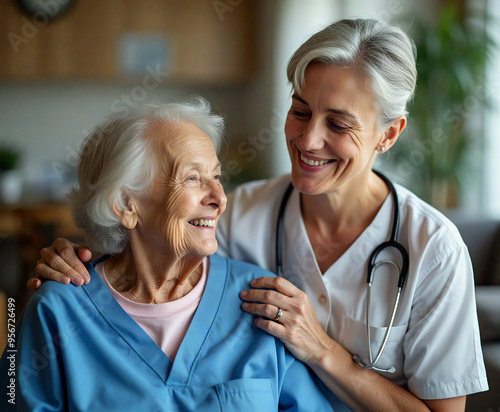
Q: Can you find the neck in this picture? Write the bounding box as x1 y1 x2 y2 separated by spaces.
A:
301 170 390 237
299 170 391 273
104 238 204 304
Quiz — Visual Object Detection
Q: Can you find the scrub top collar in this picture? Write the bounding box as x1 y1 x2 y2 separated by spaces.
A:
83 254 227 386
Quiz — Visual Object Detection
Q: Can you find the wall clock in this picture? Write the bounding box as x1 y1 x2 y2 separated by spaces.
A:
16 0 75 21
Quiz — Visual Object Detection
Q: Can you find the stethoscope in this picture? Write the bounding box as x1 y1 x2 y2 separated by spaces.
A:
275 170 409 374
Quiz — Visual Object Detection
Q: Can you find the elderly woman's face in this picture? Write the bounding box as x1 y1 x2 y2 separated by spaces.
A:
135 121 226 258
284 63 384 195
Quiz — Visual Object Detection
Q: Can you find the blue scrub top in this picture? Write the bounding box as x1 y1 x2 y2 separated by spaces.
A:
1 254 338 411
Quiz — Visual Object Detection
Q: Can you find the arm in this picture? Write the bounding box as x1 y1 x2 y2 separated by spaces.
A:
0 293 67 411
309 337 465 412
27 238 93 290
241 276 466 412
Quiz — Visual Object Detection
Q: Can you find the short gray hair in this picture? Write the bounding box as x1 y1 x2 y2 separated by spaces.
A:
69 96 225 255
287 19 417 129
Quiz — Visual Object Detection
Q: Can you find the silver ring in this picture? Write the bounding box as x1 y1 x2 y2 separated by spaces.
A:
274 307 282 321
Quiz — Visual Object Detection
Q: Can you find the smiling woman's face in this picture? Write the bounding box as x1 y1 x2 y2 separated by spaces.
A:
135 121 227 259
284 63 384 196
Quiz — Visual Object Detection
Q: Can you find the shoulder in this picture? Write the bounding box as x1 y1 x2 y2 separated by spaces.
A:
395 185 470 282
27 258 107 316
396 184 463 248
29 280 84 308
17 281 87 333
212 254 276 283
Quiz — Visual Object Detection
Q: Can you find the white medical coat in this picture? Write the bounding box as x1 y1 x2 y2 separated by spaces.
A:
217 174 488 400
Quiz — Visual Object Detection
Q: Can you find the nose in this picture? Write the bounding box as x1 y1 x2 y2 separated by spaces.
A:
203 178 227 211
298 120 325 152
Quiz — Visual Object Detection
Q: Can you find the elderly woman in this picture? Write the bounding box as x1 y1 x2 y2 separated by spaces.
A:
31 19 488 411
0 99 335 411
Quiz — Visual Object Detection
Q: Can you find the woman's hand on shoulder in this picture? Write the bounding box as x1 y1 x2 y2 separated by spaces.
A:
27 238 93 291
240 276 333 365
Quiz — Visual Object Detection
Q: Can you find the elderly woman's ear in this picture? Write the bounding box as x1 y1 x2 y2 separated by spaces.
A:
378 115 407 152
112 195 139 230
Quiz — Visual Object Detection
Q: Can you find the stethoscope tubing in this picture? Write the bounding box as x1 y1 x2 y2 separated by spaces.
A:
275 170 409 374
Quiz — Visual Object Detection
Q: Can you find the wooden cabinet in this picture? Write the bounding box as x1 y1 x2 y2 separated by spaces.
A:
0 0 255 83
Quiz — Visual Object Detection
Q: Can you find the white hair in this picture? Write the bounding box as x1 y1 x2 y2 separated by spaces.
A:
69 96 225 255
287 19 417 129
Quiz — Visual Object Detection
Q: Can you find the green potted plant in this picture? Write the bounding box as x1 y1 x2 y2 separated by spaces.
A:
0 145 22 204
389 3 495 209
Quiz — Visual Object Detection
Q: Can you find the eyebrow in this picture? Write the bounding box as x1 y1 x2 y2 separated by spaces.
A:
292 93 359 121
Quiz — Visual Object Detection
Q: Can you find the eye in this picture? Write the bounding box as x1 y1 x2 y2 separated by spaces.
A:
328 122 349 133
213 174 221 181
186 175 200 183
291 109 310 119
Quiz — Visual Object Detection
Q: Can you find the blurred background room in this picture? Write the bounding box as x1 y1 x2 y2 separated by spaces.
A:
1 1 499 410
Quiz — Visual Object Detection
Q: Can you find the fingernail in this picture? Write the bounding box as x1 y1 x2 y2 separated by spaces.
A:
73 277 84 286
61 276 70 284
250 279 257 286
241 303 249 310
240 290 247 297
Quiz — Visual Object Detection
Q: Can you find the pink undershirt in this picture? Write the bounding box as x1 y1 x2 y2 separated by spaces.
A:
94 257 208 360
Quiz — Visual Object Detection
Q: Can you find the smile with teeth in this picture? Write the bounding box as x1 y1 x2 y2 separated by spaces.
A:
189 219 216 227
300 153 334 166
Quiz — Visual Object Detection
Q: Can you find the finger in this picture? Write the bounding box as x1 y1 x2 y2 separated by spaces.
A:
53 242 91 283
52 238 90 279
26 277 42 292
241 302 283 321
34 263 71 284
240 288 288 309
39 249 84 286
249 276 301 297
253 317 287 339
77 247 92 263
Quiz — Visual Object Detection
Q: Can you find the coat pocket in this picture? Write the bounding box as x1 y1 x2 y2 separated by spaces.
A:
339 315 408 378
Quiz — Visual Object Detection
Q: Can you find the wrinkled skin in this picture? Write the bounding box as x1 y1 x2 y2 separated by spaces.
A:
103 120 227 303
136 121 225 260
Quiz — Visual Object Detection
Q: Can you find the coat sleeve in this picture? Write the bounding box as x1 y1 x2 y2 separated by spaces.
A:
403 242 488 398
0 290 68 411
